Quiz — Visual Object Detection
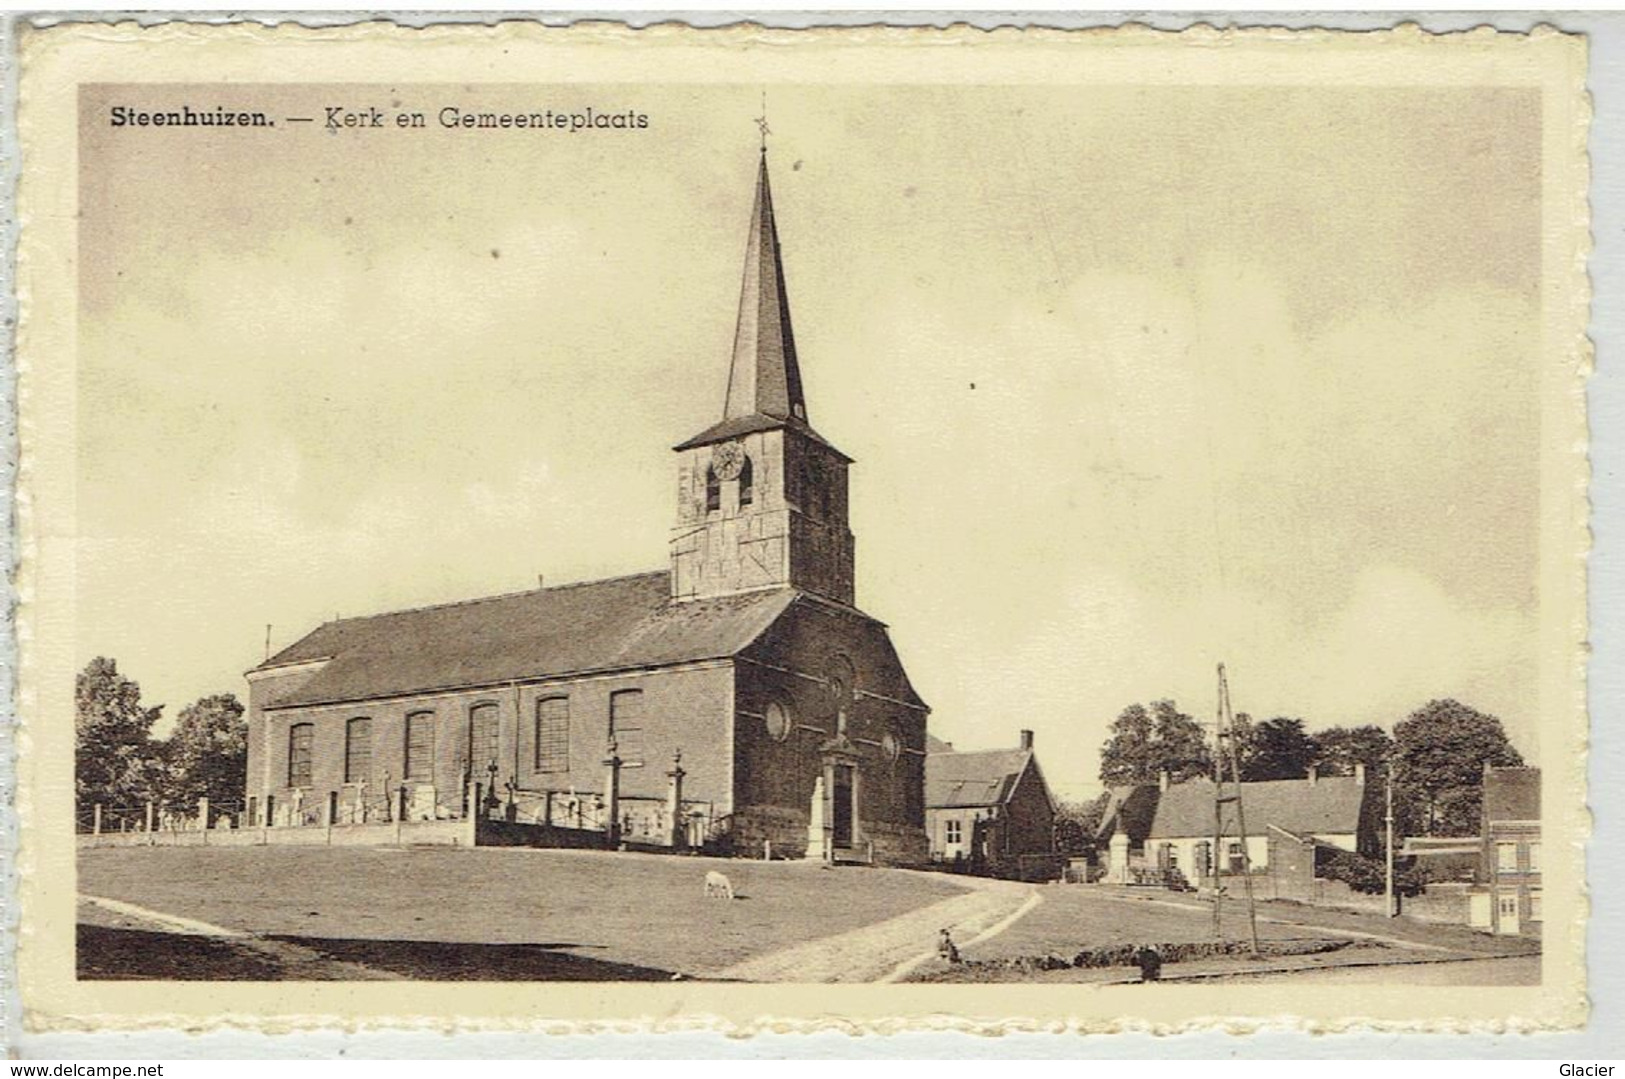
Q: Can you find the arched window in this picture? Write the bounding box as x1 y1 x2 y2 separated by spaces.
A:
344 717 372 784
536 696 570 772
405 712 435 781
705 466 721 513
739 456 754 507
288 723 314 788
610 689 645 764
469 702 499 776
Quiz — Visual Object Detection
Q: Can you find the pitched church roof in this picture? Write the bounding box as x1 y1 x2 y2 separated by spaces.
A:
675 152 847 459
925 746 1041 810
1146 775 1368 840
253 571 798 710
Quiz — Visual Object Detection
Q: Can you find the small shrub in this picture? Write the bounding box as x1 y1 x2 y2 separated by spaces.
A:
1318 849 1424 896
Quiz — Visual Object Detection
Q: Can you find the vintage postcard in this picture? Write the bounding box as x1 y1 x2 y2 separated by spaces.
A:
13 19 1590 1034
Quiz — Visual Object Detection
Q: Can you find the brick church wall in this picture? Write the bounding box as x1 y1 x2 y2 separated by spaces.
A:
730 805 810 858
248 663 734 825
732 598 929 865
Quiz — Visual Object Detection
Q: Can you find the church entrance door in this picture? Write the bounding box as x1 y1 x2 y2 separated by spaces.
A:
832 765 855 848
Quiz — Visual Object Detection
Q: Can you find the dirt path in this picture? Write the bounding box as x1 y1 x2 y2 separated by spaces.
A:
710 876 1040 983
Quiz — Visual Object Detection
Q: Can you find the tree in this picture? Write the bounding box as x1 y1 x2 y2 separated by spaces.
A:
1314 724 1395 778
163 693 248 808
1240 717 1320 781
1393 699 1524 836
1099 703 1154 786
1152 700 1212 783
1225 711 1258 779
1099 700 1212 786
75 657 163 808
1053 796 1107 856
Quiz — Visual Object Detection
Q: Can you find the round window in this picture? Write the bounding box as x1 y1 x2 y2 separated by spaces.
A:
764 700 793 742
881 731 901 764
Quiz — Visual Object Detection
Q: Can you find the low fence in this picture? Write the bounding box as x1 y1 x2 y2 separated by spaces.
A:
79 815 475 850
77 793 477 849
77 799 249 837
76 787 725 853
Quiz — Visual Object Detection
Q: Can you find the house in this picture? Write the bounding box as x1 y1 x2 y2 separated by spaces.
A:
242 150 931 865
1470 765 1541 935
1098 765 1376 886
924 730 1057 878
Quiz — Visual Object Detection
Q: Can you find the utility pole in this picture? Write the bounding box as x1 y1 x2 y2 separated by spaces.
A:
1385 763 1396 918
1212 663 1261 955
1211 721 1224 940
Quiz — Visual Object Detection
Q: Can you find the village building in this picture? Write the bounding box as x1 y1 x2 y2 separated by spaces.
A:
924 730 1057 878
241 150 931 865
1096 766 1376 887
1470 765 1541 935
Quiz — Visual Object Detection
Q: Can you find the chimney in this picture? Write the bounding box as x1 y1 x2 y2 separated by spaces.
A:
1308 765 1318 786
1019 729 1034 751
1354 762 1366 787
1158 770 1170 792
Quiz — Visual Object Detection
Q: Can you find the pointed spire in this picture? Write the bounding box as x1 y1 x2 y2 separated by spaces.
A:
723 152 808 424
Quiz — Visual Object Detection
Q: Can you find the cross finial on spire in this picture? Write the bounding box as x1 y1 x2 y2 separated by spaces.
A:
754 90 771 153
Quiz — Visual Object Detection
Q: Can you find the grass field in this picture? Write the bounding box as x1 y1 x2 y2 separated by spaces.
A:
77 845 969 980
77 847 1539 984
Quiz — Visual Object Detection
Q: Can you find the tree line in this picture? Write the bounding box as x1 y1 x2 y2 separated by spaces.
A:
1057 696 1525 843
76 656 248 813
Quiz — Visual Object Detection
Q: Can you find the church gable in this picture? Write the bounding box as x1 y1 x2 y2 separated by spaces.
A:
740 596 926 714
730 596 928 859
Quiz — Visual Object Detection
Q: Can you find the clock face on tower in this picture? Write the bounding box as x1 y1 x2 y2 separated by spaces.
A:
712 442 745 481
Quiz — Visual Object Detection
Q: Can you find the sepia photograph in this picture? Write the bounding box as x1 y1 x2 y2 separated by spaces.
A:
13 20 1591 1032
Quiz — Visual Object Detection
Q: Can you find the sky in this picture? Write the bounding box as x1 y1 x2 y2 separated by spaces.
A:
76 82 1544 799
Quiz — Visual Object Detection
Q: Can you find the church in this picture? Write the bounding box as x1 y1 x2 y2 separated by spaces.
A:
242 150 931 865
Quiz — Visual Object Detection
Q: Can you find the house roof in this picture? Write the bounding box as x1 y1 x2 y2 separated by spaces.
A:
1147 775 1367 840
1096 784 1161 844
1483 766 1540 821
925 748 1033 809
253 571 799 709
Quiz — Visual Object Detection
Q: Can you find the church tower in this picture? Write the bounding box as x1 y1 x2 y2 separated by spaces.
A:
670 151 856 606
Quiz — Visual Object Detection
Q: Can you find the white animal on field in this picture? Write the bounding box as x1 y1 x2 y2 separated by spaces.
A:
704 869 735 899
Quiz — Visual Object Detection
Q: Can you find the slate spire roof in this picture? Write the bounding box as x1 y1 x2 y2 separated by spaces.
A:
727 150 806 426
675 151 845 458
